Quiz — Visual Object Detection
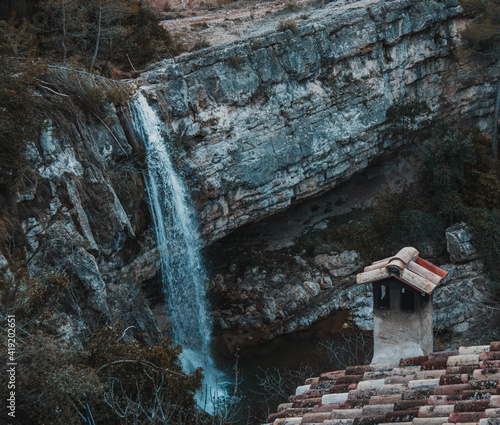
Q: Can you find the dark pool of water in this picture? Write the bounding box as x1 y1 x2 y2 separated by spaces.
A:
213 312 373 424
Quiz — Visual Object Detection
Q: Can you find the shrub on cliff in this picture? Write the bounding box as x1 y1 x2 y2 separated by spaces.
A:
41 65 136 117
304 122 491 260
0 19 42 202
459 0 500 158
277 19 299 34
36 0 178 72
0 256 210 425
462 130 500 209
6 329 206 424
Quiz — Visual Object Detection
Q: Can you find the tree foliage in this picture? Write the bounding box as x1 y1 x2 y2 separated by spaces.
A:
0 19 42 201
36 0 177 72
306 100 500 287
461 0 500 56
0 256 210 425
421 126 475 196
463 130 500 208
385 100 432 148
460 0 500 157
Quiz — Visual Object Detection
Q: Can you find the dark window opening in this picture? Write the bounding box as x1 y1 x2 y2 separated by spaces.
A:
421 292 429 307
401 287 415 312
375 283 390 310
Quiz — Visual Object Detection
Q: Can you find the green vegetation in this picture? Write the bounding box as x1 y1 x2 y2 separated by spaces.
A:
42 65 135 117
0 19 46 247
0 20 43 204
0 255 214 425
5 0 178 73
385 100 431 155
459 0 500 158
296 101 500 296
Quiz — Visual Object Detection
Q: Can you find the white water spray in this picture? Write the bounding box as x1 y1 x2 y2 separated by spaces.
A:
131 92 226 408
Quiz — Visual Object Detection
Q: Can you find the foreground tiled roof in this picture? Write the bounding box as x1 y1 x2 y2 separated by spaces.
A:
356 247 448 294
264 342 500 425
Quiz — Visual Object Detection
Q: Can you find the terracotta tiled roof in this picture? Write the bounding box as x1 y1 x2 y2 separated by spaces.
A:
356 247 448 295
263 342 500 425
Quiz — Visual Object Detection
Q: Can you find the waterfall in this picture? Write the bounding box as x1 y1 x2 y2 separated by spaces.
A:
131 93 225 408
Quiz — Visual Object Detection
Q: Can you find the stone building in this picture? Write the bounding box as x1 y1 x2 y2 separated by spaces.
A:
356 247 448 366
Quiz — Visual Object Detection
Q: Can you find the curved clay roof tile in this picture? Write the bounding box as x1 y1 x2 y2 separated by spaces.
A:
393 246 419 264
356 247 447 293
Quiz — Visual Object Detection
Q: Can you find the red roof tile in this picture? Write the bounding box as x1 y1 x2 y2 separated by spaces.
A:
356 248 448 294
263 342 500 425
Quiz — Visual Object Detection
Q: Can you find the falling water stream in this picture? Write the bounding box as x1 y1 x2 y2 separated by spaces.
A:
131 93 226 409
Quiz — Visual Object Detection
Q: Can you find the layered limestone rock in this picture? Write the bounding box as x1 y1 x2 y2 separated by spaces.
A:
142 0 493 243
11 109 162 345
7 0 498 348
209 230 492 353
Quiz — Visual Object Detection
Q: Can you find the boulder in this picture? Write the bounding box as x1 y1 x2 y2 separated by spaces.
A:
446 223 480 264
314 251 360 277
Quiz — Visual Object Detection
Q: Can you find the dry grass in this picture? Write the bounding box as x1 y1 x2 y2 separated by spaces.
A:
277 18 299 33
41 66 136 117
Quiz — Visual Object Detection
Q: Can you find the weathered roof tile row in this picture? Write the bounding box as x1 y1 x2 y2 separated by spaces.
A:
263 342 500 425
356 247 448 295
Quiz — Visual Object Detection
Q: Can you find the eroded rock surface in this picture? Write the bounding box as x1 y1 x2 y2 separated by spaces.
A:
10 111 161 345
142 0 494 244
5 0 499 350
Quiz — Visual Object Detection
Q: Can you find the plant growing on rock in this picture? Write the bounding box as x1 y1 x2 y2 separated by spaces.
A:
462 130 500 209
277 18 298 34
385 99 431 155
459 0 500 158
41 65 135 117
0 19 43 204
284 0 300 11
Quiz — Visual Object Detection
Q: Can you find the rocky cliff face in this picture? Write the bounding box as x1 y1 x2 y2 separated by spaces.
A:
5 0 498 348
142 0 493 244
7 105 162 345
207 208 495 354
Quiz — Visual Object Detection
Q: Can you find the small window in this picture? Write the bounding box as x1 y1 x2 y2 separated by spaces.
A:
401 287 415 312
375 283 390 310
